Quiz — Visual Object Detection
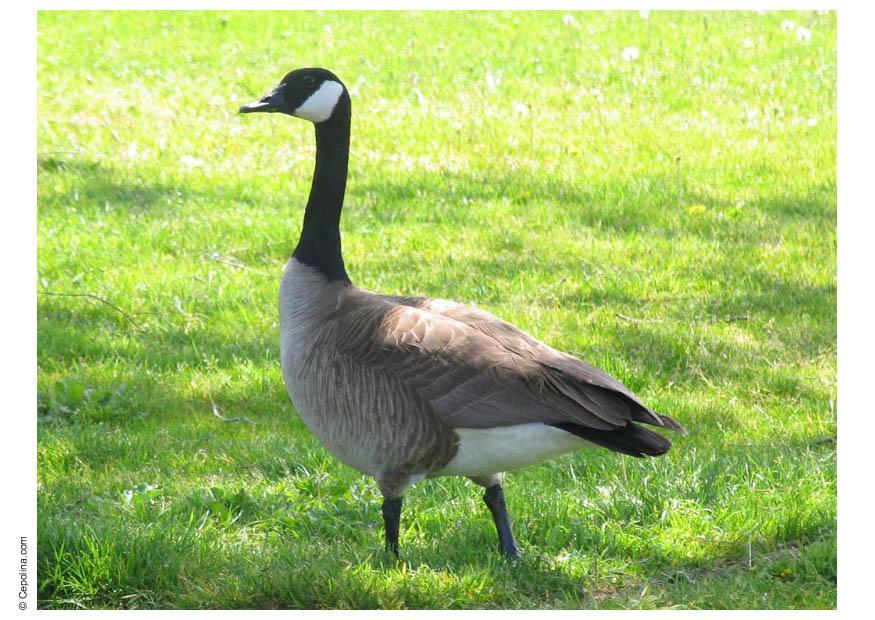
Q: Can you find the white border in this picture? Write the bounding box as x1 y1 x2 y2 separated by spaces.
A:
10 1 863 617
28 1 850 9
836 3 874 617
2 2 37 616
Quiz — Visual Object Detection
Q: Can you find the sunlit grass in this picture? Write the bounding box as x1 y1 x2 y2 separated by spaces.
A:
37 10 835 609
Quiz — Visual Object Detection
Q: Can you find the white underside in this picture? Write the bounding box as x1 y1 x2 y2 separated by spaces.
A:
436 423 594 477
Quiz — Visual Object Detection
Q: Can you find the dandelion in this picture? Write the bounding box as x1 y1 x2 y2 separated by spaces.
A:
796 26 812 42
781 19 795 32
621 46 640 61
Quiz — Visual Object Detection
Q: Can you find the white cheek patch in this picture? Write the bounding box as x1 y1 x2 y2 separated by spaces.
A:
293 80 344 123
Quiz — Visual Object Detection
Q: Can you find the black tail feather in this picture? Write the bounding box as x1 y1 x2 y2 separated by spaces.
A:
551 421 672 457
656 413 687 434
628 401 687 434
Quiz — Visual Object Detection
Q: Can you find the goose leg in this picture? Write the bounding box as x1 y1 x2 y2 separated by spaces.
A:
484 484 521 558
378 473 411 556
471 475 521 558
381 496 403 556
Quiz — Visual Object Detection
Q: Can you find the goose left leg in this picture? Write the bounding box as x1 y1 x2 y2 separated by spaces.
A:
381 495 402 556
378 473 410 556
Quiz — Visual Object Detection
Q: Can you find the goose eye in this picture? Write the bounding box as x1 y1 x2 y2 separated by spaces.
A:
302 75 316 87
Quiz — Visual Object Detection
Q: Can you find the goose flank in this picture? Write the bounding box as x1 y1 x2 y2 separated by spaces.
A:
239 67 686 558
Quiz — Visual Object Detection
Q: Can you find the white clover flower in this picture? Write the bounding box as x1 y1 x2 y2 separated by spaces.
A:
513 102 529 115
349 75 366 96
807 117 818 127
562 14 577 27
622 46 640 61
781 19 795 32
796 26 812 43
639 10 650 20
485 70 503 90
179 155 204 168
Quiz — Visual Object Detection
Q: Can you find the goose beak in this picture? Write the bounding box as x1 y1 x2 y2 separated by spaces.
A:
239 87 282 114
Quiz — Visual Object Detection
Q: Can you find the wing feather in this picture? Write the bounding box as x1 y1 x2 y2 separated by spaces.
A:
376 294 686 434
334 292 683 435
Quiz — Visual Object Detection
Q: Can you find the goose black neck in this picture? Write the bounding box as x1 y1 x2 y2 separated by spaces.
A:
293 94 351 283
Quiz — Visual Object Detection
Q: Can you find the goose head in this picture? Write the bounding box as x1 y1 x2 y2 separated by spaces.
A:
239 67 348 124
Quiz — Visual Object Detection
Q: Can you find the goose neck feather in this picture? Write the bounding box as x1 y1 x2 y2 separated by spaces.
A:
293 93 352 284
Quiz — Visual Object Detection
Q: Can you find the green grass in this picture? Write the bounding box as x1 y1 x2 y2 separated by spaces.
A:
36 10 836 609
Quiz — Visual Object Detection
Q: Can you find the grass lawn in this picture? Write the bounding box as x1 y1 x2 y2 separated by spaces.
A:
36 10 836 609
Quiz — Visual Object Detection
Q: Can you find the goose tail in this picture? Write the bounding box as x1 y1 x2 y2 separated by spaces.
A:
651 411 687 435
550 421 673 457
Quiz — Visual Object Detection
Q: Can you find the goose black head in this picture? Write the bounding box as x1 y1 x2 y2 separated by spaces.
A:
239 68 347 123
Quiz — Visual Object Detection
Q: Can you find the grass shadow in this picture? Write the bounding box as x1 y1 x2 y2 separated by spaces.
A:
348 170 835 240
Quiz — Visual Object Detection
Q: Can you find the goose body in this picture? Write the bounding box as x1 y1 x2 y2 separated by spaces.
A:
241 68 684 557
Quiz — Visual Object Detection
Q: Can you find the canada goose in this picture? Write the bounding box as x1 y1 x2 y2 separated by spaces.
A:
240 67 685 558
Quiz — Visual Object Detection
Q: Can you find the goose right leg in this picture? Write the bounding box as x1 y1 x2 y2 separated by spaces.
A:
470 474 521 558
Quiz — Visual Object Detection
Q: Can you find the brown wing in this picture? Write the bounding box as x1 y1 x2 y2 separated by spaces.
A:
338 291 683 434
409 298 686 433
